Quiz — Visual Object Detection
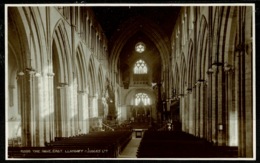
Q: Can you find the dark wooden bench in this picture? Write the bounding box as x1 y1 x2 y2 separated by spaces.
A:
136 131 226 158
8 131 132 158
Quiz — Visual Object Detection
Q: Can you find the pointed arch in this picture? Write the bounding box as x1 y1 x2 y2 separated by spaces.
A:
187 39 194 90
75 42 88 91
180 53 187 95
88 56 97 96
124 88 156 106
98 66 105 97
197 15 208 81
52 19 73 84
110 17 171 84
173 65 180 96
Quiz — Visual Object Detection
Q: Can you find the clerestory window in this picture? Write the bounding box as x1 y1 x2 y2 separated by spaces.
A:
134 59 147 74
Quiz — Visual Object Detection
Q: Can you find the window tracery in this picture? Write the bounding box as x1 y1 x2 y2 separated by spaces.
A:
134 59 148 74
135 93 150 106
135 42 145 53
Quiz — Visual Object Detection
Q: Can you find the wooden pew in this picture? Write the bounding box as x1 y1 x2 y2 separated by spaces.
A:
137 131 215 158
8 131 132 158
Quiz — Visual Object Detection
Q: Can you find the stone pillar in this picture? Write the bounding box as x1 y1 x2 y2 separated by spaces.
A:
88 95 92 118
211 66 217 144
216 65 226 146
60 86 68 137
120 105 127 122
192 86 197 136
180 96 185 132
237 25 253 157
95 32 98 57
207 69 213 143
157 83 162 123
47 72 55 144
18 70 33 147
199 81 204 138
31 72 43 146
8 85 15 107
224 66 238 146
188 91 194 135
65 85 73 137
77 92 84 134
244 36 253 158
195 82 200 137
98 98 103 117
82 93 89 134
93 95 98 117
184 93 189 133
68 84 77 136
203 82 208 140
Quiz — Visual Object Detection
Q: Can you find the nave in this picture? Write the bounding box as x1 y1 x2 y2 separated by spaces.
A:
8 122 238 158
6 4 254 159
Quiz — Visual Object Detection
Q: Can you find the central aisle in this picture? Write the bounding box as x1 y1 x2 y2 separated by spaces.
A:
118 133 142 158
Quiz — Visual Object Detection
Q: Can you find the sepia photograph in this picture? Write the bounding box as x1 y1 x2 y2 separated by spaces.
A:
5 3 255 160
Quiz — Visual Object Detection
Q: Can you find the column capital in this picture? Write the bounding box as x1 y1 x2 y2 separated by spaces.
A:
26 70 41 78
178 94 184 98
17 71 25 76
207 68 214 74
224 63 234 73
56 82 68 89
195 79 205 86
47 72 55 77
186 88 192 94
207 62 223 74
78 90 87 95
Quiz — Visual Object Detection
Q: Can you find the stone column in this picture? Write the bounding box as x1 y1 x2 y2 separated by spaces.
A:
65 85 73 137
216 65 226 146
195 82 200 137
199 81 204 138
93 95 98 117
8 85 15 107
183 92 188 133
207 69 213 143
31 72 43 146
88 95 93 118
180 96 185 132
192 85 197 136
97 98 103 117
47 72 55 144
224 66 238 146
75 91 85 134
68 83 77 136
82 93 89 134
203 81 208 139
60 85 68 137
188 90 194 135
18 70 34 147
211 66 217 144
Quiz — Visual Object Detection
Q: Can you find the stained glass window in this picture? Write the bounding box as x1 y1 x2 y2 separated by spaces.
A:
134 59 147 74
135 93 150 106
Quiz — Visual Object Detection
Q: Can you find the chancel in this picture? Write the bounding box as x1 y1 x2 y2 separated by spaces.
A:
6 4 254 159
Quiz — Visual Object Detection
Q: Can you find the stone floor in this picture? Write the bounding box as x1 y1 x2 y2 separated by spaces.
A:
118 133 142 158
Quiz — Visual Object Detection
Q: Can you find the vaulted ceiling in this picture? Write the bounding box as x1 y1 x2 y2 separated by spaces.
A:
92 6 180 41
91 6 181 84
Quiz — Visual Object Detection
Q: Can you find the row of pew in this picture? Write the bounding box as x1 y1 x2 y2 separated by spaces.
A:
136 131 238 158
8 131 132 158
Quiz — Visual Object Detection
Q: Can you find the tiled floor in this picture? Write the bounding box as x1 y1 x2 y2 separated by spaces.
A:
118 134 142 158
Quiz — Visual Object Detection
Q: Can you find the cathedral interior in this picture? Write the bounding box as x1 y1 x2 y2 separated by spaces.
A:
6 5 254 159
